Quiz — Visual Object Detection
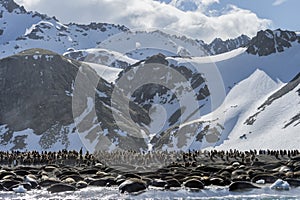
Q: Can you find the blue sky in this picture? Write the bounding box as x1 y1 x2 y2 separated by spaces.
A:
15 0 299 42
214 0 299 31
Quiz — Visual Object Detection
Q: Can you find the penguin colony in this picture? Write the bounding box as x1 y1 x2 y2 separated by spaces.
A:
0 149 299 194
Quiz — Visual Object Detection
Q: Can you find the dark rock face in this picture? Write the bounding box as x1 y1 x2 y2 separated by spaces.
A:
70 22 128 32
117 54 209 114
0 0 26 13
115 54 210 149
206 35 250 55
0 49 77 134
246 29 299 56
0 48 150 151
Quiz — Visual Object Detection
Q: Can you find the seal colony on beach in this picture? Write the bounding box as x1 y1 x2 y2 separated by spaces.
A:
0 149 300 194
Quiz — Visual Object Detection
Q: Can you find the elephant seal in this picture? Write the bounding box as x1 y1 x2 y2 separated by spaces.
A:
183 179 204 189
251 174 278 184
47 183 76 193
39 179 62 187
285 178 300 187
151 179 168 188
229 181 260 191
1 179 20 189
119 178 147 193
76 181 88 189
89 176 116 187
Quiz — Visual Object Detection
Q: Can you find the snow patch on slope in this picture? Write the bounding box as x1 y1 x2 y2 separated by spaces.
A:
84 62 122 83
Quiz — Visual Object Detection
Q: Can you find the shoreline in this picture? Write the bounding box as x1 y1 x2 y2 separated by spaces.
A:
0 149 300 194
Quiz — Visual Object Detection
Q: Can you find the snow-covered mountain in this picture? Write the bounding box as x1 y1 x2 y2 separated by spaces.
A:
62 31 250 67
0 0 250 61
150 30 300 151
0 0 128 58
0 0 299 152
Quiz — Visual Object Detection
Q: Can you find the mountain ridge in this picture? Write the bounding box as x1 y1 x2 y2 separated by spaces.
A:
0 0 299 152
0 0 263 60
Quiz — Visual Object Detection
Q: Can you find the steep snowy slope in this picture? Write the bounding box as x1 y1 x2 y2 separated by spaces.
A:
153 67 300 151
211 70 300 150
149 35 300 150
151 69 281 151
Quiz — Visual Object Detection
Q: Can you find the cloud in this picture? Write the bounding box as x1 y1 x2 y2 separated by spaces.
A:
15 0 40 7
15 0 272 42
201 0 219 6
273 0 288 6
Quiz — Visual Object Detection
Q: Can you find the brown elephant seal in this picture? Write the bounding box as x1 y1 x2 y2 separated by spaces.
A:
47 183 76 193
183 179 204 189
119 178 147 193
229 181 260 191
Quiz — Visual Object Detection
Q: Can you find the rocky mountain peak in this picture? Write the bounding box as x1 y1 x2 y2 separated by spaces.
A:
0 0 26 13
207 34 250 55
246 29 300 56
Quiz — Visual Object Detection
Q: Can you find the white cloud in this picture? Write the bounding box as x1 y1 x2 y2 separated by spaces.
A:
273 0 288 6
15 0 272 42
201 0 219 6
15 0 40 7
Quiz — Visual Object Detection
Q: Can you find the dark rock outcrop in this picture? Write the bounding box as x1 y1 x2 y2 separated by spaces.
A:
247 29 299 56
0 48 150 151
114 54 210 150
206 34 250 55
0 0 26 13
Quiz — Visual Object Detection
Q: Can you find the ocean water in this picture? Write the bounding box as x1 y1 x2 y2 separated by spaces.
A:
1 186 300 200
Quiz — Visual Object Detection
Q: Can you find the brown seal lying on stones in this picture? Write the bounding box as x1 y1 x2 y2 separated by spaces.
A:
285 178 300 187
76 181 88 189
47 183 77 193
183 179 204 189
119 178 147 193
229 181 260 191
251 174 278 184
